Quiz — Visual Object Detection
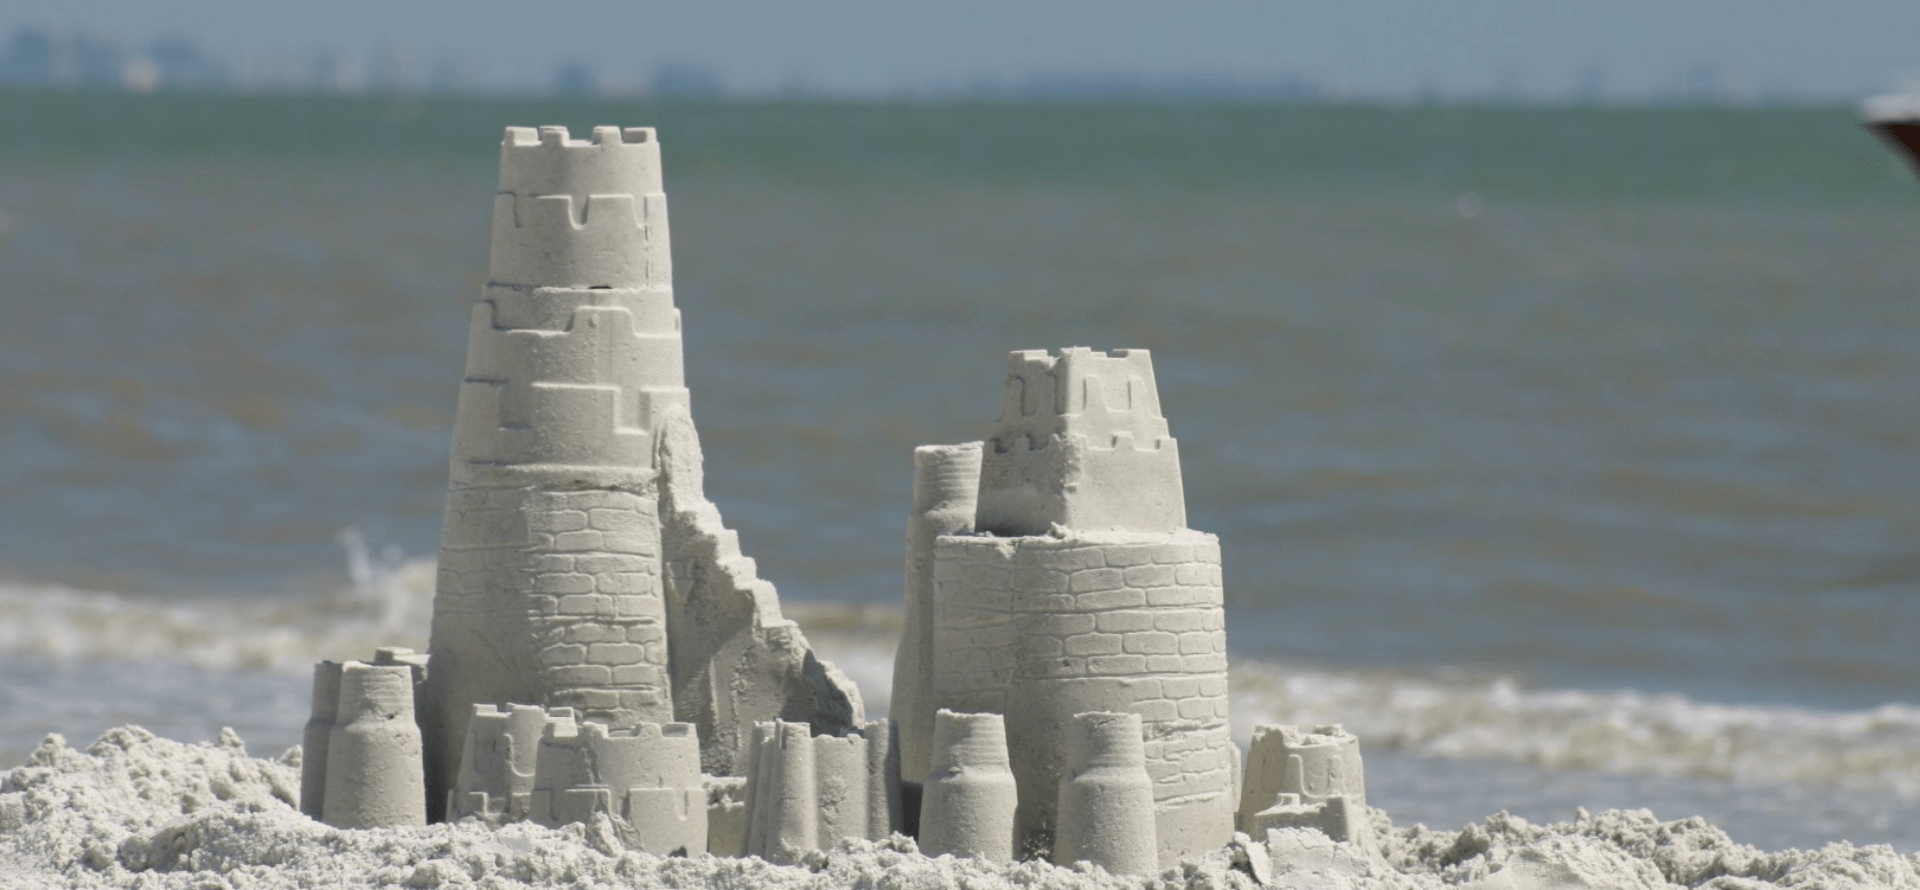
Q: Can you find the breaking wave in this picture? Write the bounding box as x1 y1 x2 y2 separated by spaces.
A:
0 528 437 672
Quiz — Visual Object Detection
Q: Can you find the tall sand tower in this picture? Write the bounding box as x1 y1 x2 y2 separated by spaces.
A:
420 126 860 819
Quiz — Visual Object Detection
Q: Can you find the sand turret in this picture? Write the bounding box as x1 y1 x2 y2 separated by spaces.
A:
1239 722 1366 829
895 442 981 825
738 718 901 862
919 710 1019 863
1053 711 1158 875
321 662 428 829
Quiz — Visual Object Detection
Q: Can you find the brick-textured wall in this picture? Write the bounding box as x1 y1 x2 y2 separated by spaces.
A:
928 530 1233 862
435 485 671 733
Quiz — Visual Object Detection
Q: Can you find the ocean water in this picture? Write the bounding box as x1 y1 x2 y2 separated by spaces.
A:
0 91 1917 853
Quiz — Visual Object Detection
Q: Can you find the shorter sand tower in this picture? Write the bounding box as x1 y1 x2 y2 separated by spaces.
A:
900 348 1235 864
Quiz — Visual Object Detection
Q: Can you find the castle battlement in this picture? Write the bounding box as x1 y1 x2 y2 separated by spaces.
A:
489 125 671 290
441 702 704 853
498 125 663 196
479 285 682 334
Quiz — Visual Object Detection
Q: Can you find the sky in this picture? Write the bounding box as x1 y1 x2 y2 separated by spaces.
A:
9 0 1920 101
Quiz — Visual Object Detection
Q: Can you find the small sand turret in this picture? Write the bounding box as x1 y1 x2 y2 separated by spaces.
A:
1053 711 1158 875
447 703 573 823
1240 722 1367 830
919 710 1019 863
321 662 427 829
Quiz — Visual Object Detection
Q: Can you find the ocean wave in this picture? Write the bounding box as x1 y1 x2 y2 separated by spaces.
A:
3 541 1917 800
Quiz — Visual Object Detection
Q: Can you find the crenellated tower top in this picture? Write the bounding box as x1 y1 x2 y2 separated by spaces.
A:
488 125 672 290
975 347 1187 535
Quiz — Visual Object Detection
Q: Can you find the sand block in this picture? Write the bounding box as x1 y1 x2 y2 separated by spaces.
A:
976 348 1185 536
704 775 749 857
1263 826 1384 889
1253 793 1372 851
1239 723 1366 833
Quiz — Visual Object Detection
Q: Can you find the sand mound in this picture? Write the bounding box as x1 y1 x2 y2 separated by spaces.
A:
0 727 1914 889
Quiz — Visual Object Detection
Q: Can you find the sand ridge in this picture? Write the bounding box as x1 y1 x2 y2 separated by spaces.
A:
2 727 1915 889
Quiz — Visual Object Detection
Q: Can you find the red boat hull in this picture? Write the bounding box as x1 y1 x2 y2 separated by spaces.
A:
1866 120 1920 179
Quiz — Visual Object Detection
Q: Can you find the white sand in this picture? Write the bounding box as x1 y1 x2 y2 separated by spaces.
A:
2 727 1915 889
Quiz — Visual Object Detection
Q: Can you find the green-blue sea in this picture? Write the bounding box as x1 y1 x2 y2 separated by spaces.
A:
1 90 1918 851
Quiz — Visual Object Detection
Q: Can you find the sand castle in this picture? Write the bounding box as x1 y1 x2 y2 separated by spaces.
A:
296 124 1373 876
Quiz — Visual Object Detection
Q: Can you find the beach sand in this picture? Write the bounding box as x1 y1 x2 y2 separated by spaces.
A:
2 726 1913 889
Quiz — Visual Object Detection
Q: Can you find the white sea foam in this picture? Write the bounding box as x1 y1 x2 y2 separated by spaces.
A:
1227 659 1920 800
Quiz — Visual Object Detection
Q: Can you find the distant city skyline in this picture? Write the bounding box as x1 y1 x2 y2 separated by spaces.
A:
2 1 1917 103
